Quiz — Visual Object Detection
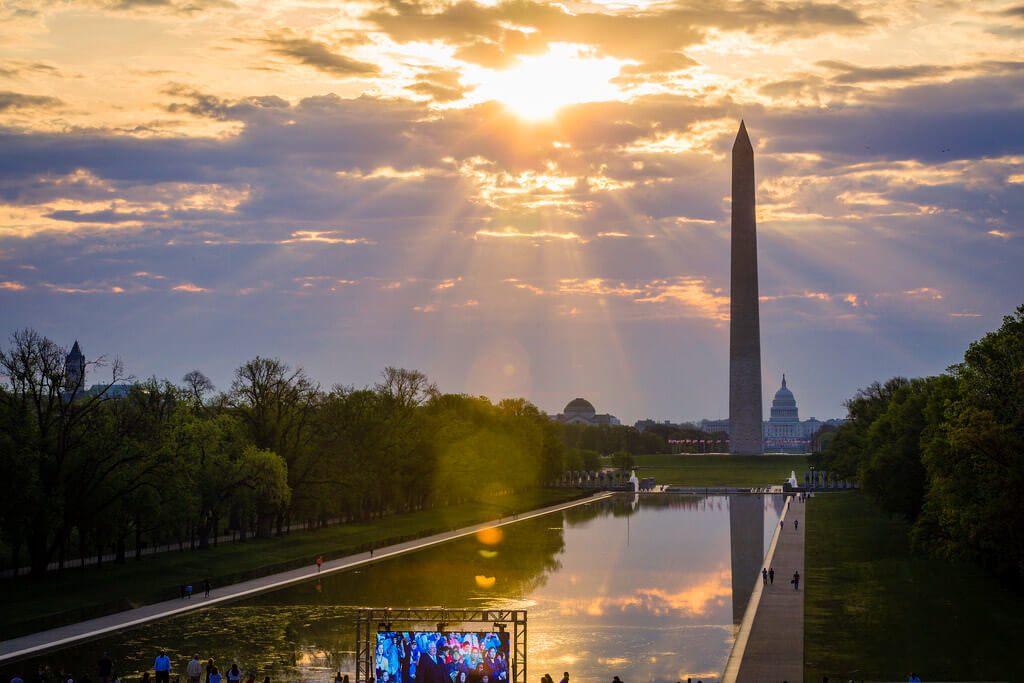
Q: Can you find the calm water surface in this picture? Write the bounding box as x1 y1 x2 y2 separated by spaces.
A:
7 494 785 683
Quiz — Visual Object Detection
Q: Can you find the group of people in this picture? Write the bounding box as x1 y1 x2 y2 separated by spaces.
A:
179 653 270 683
376 632 508 683
5 652 279 683
178 579 212 600
8 653 124 683
760 566 800 590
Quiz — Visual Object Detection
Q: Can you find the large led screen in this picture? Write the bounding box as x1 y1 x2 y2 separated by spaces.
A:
375 631 510 683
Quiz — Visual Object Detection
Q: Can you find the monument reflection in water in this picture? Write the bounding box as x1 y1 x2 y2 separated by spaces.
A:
3 494 783 683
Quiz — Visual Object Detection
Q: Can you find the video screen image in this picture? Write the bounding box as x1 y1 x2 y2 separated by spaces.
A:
375 631 510 683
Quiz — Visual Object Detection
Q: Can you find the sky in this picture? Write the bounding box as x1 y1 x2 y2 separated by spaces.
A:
1 0 1022 424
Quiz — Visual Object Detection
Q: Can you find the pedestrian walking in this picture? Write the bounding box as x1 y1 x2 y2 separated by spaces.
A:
780 520 785 531
186 584 193 599
203 579 211 598
792 571 800 591
179 584 186 600
154 652 171 683
769 567 775 584
762 568 768 585
187 656 202 683
317 556 322 572
98 653 113 683
370 543 374 558
794 519 799 531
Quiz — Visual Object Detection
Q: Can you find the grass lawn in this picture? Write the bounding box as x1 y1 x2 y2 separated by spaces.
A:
805 492 1024 681
0 488 583 639
629 453 810 486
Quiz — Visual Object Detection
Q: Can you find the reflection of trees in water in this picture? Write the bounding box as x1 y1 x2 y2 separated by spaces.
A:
1 518 568 683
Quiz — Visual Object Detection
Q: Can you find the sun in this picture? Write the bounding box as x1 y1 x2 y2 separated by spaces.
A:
468 44 626 120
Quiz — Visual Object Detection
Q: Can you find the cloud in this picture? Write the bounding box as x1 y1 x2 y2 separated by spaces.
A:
257 32 380 77
364 0 874 71
0 91 62 111
107 0 237 14
405 67 471 103
0 61 59 79
282 231 375 245
172 282 207 292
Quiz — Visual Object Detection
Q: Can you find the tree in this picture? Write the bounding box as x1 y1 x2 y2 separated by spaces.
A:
0 329 164 576
182 370 215 403
230 357 320 529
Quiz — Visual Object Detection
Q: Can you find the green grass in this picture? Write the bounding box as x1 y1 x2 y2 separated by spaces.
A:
805 492 1024 681
628 453 809 486
0 488 583 638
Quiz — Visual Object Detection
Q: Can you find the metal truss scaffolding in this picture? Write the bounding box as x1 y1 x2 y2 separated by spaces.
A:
355 609 527 683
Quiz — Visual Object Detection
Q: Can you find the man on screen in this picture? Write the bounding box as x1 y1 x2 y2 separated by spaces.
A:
416 641 445 683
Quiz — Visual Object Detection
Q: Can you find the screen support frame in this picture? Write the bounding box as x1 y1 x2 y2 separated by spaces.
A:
355 608 526 683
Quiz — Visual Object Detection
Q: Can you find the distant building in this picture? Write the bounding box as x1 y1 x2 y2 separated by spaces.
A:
554 398 620 426
700 418 731 434
699 375 846 449
764 374 800 439
64 339 133 399
635 419 678 431
64 340 85 391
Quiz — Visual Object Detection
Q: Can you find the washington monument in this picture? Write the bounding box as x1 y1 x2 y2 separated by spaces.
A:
729 121 764 455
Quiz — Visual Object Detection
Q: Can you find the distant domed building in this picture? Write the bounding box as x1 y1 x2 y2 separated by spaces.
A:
555 398 620 426
765 375 800 438
700 374 848 452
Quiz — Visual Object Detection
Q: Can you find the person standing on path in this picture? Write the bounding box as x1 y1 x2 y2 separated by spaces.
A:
187 656 202 683
186 584 193 599
203 579 210 598
780 520 785 531
792 571 800 591
98 653 113 683
762 568 768 585
769 568 774 584
154 652 171 683
794 519 799 531
317 556 322 572
370 543 374 558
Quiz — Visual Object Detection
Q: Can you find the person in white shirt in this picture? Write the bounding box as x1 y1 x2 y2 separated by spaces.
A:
187 655 203 683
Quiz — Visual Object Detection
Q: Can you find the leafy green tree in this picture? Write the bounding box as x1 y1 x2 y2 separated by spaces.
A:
230 357 320 529
0 330 165 575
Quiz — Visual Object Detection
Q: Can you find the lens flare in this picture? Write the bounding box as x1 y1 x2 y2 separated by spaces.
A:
476 526 504 545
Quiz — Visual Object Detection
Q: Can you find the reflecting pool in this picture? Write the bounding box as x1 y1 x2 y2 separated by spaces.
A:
5 494 784 683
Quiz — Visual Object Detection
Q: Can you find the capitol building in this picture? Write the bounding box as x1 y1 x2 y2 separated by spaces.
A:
699 375 844 449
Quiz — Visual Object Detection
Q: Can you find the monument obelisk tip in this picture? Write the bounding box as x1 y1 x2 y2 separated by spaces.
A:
733 120 752 152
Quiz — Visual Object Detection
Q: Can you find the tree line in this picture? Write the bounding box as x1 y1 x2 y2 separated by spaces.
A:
816 305 1024 586
0 330 569 577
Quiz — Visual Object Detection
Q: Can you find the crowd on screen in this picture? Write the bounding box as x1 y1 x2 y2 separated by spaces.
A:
375 633 508 683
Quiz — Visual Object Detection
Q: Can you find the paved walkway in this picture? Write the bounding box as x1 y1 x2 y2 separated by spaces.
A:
0 492 612 664
724 494 807 683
